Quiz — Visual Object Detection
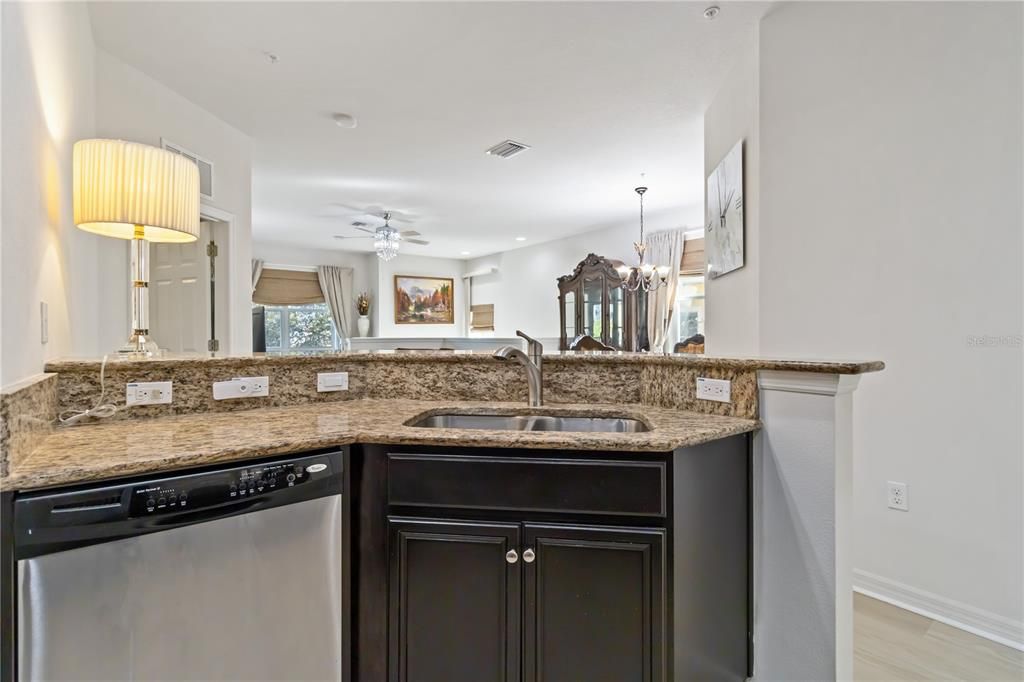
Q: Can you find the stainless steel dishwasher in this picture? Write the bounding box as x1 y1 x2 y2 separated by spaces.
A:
13 450 346 681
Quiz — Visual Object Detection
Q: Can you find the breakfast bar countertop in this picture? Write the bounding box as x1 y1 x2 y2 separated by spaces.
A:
1 400 759 491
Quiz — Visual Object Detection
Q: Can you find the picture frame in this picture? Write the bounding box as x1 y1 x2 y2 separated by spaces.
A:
393 275 455 325
705 139 744 279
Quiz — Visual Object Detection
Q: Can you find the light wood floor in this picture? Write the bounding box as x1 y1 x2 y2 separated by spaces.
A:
855 593 1024 681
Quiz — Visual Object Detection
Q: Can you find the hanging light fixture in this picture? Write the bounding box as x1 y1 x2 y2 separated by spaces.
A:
374 212 402 261
617 185 669 292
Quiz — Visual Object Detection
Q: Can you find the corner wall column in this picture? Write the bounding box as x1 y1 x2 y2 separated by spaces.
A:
753 370 860 681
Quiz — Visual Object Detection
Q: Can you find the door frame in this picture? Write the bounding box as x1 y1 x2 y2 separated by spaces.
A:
199 203 238 355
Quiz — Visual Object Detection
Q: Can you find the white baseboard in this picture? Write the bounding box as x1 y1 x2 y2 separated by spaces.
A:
854 569 1024 652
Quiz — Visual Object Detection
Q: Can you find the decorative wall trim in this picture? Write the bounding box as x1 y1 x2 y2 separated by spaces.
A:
854 569 1024 651
757 370 861 396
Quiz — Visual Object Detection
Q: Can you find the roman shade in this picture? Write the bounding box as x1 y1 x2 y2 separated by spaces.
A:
470 304 495 331
252 268 324 305
680 237 705 275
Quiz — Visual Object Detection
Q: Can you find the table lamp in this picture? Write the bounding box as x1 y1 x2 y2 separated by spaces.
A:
73 139 200 354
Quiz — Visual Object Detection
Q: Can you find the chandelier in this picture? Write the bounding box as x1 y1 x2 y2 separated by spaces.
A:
374 213 402 261
617 186 668 292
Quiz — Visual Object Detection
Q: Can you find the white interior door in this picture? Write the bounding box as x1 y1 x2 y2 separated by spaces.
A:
150 222 211 353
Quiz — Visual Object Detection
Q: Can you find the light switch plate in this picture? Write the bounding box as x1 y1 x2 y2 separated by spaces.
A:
696 377 732 403
317 372 349 392
126 381 173 406
213 376 270 400
40 302 48 344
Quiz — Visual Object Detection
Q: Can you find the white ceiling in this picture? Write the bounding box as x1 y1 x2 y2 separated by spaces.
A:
88 1 767 259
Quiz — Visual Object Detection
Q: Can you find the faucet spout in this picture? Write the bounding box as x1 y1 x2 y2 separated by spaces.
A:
493 338 543 407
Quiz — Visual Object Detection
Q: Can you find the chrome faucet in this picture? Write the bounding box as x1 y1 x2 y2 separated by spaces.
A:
493 330 544 407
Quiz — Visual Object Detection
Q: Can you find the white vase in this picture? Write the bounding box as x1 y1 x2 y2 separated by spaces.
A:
357 314 370 337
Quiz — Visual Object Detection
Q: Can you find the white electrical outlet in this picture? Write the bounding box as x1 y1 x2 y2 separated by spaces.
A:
213 376 271 400
887 481 908 511
317 372 349 392
126 381 173 406
696 377 731 403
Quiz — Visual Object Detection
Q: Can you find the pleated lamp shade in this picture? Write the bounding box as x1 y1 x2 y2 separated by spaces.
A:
73 139 200 243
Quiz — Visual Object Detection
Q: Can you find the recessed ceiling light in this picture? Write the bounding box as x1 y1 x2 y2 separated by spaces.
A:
515 237 526 242
703 6 720 20
332 113 357 129
460 251 471 256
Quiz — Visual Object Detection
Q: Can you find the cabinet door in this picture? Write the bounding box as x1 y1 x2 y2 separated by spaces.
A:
388 518 520 682
523 524 666 682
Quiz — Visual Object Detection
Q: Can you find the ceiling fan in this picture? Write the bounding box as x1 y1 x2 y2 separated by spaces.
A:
334 212 429 261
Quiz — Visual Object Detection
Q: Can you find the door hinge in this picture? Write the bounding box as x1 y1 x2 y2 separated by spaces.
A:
208 339 220 352
206 241 219 258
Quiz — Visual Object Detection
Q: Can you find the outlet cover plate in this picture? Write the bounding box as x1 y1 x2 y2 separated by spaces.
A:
213 376 270 400
887 481 908 511
696 377 731 403
126 381 173 406
317 372 349 392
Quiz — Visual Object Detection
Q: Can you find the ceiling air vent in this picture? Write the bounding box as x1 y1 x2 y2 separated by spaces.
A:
485 139 531 159
161 138 214 200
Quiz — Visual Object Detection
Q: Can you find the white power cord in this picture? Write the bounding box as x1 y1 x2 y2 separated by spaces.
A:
58 354 118 426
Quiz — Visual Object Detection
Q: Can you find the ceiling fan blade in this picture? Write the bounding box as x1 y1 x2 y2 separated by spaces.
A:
405 238 430 246
399 230 421 237
354 226 378 235
334 235 373 240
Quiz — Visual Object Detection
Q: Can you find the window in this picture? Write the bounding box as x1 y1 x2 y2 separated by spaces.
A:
675 275 705 341
261 302 341 353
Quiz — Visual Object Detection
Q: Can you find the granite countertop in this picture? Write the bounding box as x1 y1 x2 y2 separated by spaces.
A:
1 400 759 491
45 351 884 375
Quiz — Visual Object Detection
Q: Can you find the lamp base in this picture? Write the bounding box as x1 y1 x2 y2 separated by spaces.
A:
118 332 160 357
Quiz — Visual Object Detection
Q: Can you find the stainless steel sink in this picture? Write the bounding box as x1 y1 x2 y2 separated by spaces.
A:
408 413 649 433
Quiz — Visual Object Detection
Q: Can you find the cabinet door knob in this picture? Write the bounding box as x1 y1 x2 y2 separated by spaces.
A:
523 548 536 563
505 549 519 564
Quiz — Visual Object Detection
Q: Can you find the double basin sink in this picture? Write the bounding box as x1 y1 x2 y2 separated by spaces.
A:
408 413 649 433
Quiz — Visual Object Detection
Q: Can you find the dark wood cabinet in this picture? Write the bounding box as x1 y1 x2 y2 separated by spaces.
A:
557 253 648 351
387 517 664 682
355 440 750 682
523 523 666 682
387 518 520 682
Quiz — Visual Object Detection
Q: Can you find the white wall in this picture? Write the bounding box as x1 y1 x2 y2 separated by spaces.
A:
94 49 254 355
712 2 1023 641
373 254 466 338
466 216 700 340
703 27 760 357
0 1 125 385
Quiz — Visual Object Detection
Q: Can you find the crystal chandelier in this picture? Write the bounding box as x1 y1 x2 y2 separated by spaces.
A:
617 186 668 292
373 213 402 261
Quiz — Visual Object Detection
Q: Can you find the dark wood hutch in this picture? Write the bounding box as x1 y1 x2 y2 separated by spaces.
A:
557 253 648 351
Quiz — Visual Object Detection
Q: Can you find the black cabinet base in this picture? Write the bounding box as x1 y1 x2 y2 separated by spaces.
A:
354 439 750 682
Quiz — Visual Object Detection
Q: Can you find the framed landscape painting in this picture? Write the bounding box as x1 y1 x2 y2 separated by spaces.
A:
394 275 455 324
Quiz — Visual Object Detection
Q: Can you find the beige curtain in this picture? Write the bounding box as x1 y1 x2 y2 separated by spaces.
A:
644 229 686 353
248 258 264 294
317 265 354 339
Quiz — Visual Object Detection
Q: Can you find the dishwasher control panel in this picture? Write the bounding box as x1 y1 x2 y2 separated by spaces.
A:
128 456 334 516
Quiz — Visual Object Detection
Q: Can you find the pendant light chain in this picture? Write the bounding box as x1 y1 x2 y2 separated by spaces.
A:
618 184 665 293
